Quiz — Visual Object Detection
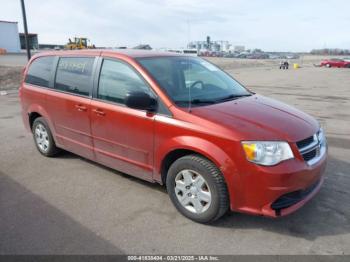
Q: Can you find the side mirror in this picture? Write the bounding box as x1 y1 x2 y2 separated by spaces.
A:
125 91 157 112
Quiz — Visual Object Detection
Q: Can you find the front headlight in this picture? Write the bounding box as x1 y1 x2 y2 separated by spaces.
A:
241 141 294 166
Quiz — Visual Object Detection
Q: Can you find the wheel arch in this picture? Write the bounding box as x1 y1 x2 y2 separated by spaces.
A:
29 112 42 129
156 136 239 209
160 148 200 185
26 104 57 143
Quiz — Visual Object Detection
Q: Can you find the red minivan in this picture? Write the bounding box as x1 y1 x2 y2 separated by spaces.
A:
19 50 327 223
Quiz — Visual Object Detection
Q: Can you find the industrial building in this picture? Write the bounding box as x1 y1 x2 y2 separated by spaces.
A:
188 37 231 53
234 45 245 53
188 40 231 52
0 20 21 52
188 37 246 54
19 33 38 50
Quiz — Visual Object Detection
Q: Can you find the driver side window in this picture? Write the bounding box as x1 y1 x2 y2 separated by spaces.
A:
98 59 150 105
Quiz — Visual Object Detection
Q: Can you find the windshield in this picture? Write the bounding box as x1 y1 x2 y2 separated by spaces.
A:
137 56 251 107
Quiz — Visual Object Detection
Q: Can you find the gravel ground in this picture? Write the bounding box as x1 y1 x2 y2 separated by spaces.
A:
0 66 22 91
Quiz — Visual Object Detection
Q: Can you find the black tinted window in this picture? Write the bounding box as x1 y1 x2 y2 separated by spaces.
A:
55 57 94 96
25 56 55 87
98 59 149 104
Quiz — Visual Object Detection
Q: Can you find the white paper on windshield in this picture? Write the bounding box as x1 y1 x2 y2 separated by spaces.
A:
200 61 219 71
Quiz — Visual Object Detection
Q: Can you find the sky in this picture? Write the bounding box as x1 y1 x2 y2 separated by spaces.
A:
1 0 349 52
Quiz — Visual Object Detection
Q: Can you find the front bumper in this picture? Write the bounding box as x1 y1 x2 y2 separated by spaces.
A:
268 177 323 216
230 148 327 217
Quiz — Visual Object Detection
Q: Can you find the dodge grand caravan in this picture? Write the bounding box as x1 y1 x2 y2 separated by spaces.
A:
20 50 327 223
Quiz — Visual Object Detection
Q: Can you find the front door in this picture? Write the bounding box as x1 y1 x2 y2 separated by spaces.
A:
90 58 155 180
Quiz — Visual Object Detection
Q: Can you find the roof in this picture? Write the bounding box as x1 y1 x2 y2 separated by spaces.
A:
103 49 182 58
19 33 38 37
37 49 183 59
0 20 18 24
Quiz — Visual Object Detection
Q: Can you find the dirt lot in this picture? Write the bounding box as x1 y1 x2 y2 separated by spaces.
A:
0 54 350 254
0 66 22 91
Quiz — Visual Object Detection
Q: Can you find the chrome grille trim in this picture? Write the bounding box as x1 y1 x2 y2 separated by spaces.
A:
298 134 318 154
307 144 326 166
296 130 327 166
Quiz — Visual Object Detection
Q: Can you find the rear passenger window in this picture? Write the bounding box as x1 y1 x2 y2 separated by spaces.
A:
98 59 150 104
55 57 94 96
25 56 55 87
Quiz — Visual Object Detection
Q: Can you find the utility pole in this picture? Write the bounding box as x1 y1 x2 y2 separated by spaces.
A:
20 0 31 60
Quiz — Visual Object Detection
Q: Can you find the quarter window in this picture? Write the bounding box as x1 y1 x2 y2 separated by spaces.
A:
55 57 94 96
25 56 55 87
98 59 150 104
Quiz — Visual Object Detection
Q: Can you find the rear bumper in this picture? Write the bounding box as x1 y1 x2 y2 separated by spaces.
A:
230 151 327 217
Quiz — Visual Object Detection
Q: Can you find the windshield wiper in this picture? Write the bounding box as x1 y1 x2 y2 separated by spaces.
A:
175 94 252 106
175 99 216 105
215 93 252 102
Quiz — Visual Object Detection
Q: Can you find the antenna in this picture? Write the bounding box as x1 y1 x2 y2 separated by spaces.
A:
187 19 192 113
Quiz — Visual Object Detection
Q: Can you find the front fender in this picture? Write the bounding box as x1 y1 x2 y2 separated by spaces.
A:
155 135 240 208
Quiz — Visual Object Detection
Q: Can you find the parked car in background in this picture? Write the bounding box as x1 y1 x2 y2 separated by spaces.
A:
247 53 269 59
268 54 281 59
236 53 248 58
286 54 300 59
343 57 350 62
20 50 327 223
320 58 350 68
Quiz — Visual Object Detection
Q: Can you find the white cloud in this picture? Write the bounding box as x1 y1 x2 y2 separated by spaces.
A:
0 0 349 51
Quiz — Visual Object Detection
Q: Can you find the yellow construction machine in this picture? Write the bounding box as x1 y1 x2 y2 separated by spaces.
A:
65 37 95 50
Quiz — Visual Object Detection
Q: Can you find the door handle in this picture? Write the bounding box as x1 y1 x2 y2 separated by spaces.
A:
75 104 87 112
93 108 106 116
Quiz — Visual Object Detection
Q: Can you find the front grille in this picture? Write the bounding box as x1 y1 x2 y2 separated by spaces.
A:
271 180 320 211
302 148 317 161
296 136 314 149
296 133 319 164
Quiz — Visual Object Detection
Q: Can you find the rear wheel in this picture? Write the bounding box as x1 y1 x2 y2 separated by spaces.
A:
166 154 229 223
32 117 60 157
326 64 331 68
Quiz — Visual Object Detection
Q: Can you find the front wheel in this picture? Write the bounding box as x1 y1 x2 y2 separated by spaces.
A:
166 155 229 223
326 64 331 68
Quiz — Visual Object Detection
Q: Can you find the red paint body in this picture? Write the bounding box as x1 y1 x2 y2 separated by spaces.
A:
320 58 350 68
19 50 327 217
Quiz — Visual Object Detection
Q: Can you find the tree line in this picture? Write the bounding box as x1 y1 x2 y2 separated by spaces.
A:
310 49 350 55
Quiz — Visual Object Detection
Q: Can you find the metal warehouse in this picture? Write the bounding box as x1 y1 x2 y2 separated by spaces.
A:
0 20 21 53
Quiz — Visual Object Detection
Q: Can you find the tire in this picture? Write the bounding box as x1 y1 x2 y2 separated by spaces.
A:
32 117 60 157
326 64 331 68
166 154 229 223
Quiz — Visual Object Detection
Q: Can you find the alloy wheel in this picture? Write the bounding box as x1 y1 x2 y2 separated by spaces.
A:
174 169 212 214
35 123 50 152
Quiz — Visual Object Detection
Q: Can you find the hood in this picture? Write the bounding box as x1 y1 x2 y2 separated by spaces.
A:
190 94 319 142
